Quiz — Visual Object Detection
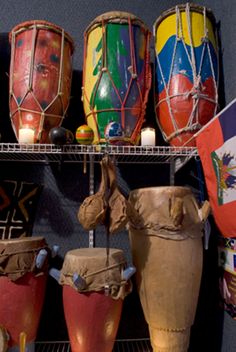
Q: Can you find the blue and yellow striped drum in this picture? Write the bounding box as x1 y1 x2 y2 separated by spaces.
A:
154 3 219 146
82 11 151 145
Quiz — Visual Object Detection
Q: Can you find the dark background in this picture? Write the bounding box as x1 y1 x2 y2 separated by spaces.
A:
0 0 235 351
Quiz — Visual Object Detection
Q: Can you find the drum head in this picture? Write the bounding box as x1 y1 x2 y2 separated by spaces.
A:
85 11 149 34
154 3 216 32
60 247 131 299
0 236 47 249
0 236 49 281
9 20 74 51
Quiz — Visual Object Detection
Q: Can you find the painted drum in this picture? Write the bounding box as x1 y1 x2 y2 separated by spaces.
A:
59 247 132 352
0 237 49 352
9 20 74 143
128 187 209 352
154 3 219 146
82 11 151 145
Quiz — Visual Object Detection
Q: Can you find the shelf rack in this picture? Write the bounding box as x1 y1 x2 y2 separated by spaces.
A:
0 144 198 349
35 338 153 351
0 143 198 167
0 143 198 248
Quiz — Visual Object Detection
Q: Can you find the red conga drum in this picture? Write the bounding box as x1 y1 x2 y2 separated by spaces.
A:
59 247 132 352
154 3 219 146
82 11 151 145
9 20 74 144
0 237 49 351
128 187 210 351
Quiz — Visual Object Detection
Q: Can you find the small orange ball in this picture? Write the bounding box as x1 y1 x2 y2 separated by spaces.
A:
76 125 94 145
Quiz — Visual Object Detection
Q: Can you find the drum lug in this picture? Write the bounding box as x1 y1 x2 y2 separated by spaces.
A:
72 273 87 290
49 268 61 283
122 266 136 281
51 244 60 258
35 249 48 269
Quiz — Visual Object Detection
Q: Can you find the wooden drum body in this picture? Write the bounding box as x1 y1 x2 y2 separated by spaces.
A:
128 187 208 352
59 247 131 352
154 3 218 146
82 11 151 145
9 20 74 144
0 237 49 351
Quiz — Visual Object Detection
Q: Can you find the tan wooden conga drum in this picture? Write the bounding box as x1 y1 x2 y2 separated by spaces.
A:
128 187 209 352
59 247 132 352
0 237 49 351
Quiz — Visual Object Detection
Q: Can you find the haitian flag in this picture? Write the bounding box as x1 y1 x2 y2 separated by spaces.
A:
196 98 236 238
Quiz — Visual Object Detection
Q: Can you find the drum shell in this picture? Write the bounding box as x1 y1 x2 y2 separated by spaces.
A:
0 237 49 349
63 288 123 352
154 4 218 146
9 20 74 143
60 247 131 352
128 187 203 351
82 11 151 145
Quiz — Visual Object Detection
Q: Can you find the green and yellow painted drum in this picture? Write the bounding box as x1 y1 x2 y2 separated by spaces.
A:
82 11 151 145
154 3 218 146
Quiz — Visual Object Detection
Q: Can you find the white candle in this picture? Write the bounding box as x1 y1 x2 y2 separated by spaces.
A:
141 127 156 146
18 128 35 144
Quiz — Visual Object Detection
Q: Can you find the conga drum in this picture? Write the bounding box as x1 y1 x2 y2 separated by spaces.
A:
0 237 49 351
128 187 209 351
153 3 218 146
59 247 132 352
82 11 151 145
9 20 74 144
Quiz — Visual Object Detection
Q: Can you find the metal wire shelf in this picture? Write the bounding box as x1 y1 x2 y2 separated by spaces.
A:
35 339 153 351
0 143 198 165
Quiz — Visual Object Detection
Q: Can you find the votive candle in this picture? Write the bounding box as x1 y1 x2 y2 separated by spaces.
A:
141 127 156 146
18 128 35 144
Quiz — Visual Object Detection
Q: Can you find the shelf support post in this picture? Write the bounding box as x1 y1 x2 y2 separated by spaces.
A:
169 160 175 185
88 153 95 248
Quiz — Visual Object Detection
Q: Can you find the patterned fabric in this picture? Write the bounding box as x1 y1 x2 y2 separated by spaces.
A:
0 180 42 239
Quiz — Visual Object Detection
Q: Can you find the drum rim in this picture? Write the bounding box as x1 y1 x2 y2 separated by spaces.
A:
85 11 150 35
130 186 193 195
0 235 46 244
153 3 216 32
9 19 75 52
65 247 124 257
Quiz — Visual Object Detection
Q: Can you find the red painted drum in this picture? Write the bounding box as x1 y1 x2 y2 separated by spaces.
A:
59 247 132 352
128 187 210 351
82 11 151 145
0 237 49 351
154 3 218 146
9 20 74 144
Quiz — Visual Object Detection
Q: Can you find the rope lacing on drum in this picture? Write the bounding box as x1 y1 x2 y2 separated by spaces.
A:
82 16 151 144
65 261 127 280
155 3 218 143
9 23 71 142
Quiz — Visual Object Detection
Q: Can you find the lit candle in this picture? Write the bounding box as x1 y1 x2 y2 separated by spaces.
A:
141 127 156 146
18 128 35 144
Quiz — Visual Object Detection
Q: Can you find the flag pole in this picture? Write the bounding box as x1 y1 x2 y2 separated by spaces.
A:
182 97 236 147
193 97 236 139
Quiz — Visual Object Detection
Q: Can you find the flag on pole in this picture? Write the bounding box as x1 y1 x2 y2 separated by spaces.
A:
195 98 236 238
